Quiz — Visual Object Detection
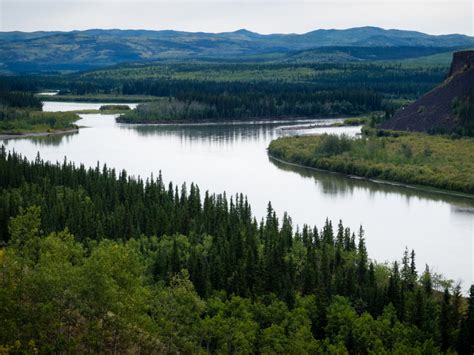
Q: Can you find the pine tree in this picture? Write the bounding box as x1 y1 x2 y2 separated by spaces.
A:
421 264 433 296
412 288 425 329
387 261 401 315
356 227 368 296
440 287 452 352
458 285 474 354
409 249 417 290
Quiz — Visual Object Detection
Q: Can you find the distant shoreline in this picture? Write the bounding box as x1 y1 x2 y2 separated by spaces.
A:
116 116 350 126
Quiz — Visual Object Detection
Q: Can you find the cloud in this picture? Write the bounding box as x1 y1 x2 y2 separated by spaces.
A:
1 0 472 35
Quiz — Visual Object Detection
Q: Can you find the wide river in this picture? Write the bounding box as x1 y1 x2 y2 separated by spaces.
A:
2 101 473 289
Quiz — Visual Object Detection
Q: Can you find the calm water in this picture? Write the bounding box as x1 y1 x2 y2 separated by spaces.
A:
2 101 473 289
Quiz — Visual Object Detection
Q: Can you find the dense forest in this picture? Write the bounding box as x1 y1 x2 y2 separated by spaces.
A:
0 148 473 353
1 62 447 121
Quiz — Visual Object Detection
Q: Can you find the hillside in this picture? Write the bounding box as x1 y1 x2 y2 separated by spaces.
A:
279 46 457 63
381 50 474 134
1 27 473 72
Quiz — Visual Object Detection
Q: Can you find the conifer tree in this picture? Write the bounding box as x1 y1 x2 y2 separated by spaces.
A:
440 287 452 352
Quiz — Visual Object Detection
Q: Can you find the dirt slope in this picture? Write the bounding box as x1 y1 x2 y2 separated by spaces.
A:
381 50 474 132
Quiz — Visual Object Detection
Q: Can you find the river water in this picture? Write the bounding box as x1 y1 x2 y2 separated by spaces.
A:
2 101 473 289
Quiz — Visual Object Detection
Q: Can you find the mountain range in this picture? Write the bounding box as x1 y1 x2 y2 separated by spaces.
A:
1 27 473 72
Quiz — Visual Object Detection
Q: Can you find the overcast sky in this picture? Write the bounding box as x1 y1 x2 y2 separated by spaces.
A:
1 0 472 36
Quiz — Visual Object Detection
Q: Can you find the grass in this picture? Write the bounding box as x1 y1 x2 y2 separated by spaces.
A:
268 132 474 194
342 117 369 126
0 108 80 135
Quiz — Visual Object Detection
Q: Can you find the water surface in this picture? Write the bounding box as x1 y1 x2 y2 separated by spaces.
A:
3 101 473 289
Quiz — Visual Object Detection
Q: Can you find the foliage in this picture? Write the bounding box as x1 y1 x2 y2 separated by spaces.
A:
99 104 130 111
0 107 79 134
0 61 446 121
268 132 474 193
0 88 78 135
0 148 472 353
342 117 369 126
117 100 212 123
0 91 42 109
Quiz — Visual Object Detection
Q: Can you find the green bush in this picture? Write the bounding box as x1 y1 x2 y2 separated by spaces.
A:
268 132 474 194
99 104 131 111
0 107 79 134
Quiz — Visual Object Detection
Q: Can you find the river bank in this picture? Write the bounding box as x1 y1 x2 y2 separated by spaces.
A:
268 132 474 194
0 127 80 140
268 154 474 200
5 101 473 289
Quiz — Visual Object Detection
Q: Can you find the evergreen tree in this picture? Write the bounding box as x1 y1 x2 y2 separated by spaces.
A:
458 285 474 354
440 287 452 352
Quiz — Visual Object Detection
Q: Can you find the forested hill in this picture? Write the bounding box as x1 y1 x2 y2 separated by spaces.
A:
1 26 474 72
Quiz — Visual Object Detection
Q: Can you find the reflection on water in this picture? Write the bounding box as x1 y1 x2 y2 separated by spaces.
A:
269 156 474 212
119 121 286 145
2 131 79 147
2 103 473 290
452 206 474 214
42 101 138 112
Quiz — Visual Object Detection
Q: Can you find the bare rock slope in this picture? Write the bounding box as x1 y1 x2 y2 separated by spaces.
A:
381 50 474 132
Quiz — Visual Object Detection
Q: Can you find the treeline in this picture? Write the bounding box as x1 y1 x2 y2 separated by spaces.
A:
268 133 474 194
126 84 383 120
0 91 43 110
0 62 446 119
117 99 212 123
0 148 473 353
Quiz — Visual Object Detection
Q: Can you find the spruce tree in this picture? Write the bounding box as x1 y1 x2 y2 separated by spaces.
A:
459 285 474 355
440 287 452 352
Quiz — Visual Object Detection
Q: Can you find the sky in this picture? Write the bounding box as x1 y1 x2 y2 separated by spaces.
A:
0 0 473 36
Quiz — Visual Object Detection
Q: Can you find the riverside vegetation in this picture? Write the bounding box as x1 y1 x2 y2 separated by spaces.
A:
0 148 473 354
2 61 446 122
0 91 79 135
1 50 473 354
268 132 474 194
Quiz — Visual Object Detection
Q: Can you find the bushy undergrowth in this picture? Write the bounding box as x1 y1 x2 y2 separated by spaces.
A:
0 107 79 134
269 133 474 193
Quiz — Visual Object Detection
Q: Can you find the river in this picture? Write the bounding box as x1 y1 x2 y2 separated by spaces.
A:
2 101 473 289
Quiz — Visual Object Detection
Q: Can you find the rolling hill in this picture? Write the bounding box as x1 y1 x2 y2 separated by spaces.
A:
1 27 474 72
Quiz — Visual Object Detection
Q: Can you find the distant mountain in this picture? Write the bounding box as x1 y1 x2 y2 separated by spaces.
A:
1 27 473 72
381 50 474 134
